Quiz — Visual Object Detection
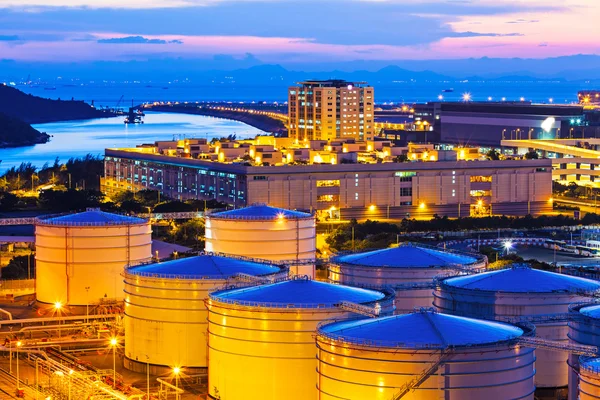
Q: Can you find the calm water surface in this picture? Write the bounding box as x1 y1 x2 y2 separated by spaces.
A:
0 112 265 172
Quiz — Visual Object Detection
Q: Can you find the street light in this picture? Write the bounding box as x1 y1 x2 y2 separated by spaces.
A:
504 241 513 255
16 340 22 392
173 367 181 400
110 337 118 388
85 286 90 324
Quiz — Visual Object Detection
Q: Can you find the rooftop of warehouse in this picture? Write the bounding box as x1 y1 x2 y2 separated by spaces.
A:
209 204 312 220
210 278 385 307
318 310 524 349
333 243 479 268
126 254 282 279
39 209 146 226
443 265 600 293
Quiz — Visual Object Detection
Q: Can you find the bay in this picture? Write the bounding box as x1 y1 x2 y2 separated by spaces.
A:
0 112 265 172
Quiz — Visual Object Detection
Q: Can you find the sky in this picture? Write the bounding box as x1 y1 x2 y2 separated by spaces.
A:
0 0 598 64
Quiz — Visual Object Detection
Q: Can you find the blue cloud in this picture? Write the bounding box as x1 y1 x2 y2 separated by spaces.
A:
97 36 182 44
446 31 524 38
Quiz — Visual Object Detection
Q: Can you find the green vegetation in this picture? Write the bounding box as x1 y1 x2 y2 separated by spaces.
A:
2 254 35 280
326 214 600 252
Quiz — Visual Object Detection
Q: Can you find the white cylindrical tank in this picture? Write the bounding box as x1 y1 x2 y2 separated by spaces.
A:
205 204 316 277
123 254 286 373
568 303 600 399
579 357 600 399
316 310 536 400
329 243 487 313
434 265 600 389
206 277 394 400
35 209 152 306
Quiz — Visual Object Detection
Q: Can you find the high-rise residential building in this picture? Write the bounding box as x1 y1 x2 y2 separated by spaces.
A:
288 80 374 142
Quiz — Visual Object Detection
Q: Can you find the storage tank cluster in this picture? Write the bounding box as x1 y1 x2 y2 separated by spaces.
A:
434 264 600 390
205 204 316 277
329 242 487 312
123 253 288 373
569 303 600 399
206 277 395 400
316 309 536 400
35 208 152 307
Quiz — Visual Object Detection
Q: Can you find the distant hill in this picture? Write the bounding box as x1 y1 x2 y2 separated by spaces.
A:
0 85 112 124
0 111 49 148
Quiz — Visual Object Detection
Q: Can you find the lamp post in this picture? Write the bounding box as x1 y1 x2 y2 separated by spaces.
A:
146 355 150 399
173 367 181 400
16 340 22 391
85 286 90 324
110 337 118 389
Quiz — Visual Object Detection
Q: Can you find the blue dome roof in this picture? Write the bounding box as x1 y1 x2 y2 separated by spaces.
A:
209 204 312 220
126 255 281 279
40 210 146 226
580 304 600 318
210 279 384 307
333 243 478 268
443 266 600 293
580 356 600 372
319 310 524 349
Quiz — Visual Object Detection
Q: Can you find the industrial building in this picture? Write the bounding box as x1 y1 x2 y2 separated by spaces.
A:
35 209 152 307
206 277 394 400
205 204 316 276
316 309 535 399
434 265 600 389
328 243 487 312
288 80 375 142
104 147 553 219
568 303 600 399
122 253 286 373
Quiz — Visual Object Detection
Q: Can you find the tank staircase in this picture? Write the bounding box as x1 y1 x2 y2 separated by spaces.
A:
517 336 598 356
390 350 453 400
336 301 381 317
230 273 271 284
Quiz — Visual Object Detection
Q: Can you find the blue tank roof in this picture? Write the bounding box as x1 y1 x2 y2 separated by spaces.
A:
40 210 146 226
319 310 524 349
443 265 600 293
210 279 384 307
209 204 312 220
580 304 600 318
333 243 478 268
126 254 281 279
580 356 600 373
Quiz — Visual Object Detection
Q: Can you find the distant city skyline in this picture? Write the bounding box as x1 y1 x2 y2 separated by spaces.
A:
0 0 598 66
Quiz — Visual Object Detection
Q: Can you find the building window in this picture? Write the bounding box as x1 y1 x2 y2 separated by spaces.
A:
253 176 268 181
355 192 359 200
470 190 492 197
317 194 339 202
470 176 493 183
395 171 416 182
316 180 341 187
452 189 456 197
400 187 412 197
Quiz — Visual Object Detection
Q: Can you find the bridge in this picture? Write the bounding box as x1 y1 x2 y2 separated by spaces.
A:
0 211 204 226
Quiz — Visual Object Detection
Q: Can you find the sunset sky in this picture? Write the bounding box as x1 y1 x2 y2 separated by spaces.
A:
0 0 598 63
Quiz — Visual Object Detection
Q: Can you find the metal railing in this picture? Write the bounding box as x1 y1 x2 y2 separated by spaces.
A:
336 301 381 318
518 336 598 356
391 351 453 400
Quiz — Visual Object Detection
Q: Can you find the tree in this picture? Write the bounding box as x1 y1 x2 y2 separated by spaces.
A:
524 150 539 160
486 149 500 161
393 155 409 163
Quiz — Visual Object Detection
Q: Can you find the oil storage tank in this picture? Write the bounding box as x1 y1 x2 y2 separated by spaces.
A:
205 204 316 277
434 264 600 389
329 243 487 312
568 303 600 399
35 209 152 306
316 309 535 400
123 254 286 373
579 357 600 399
206 277 394 400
